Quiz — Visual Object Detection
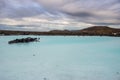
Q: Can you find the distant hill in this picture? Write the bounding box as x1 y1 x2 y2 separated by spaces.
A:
78 26 120 35
0 26 120 36
49 26 120 36
80 26 120 32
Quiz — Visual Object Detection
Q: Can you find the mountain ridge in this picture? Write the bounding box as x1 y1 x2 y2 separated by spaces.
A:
0 26 120 36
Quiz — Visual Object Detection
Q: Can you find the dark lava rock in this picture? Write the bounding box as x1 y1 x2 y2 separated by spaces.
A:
8 37 40 44
116 72 120 74
43 77 47 80
33 54 35 56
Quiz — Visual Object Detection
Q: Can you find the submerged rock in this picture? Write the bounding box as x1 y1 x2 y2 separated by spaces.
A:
43 77 47 80
116 72 120 74
33 54 35 56
8 37 40 44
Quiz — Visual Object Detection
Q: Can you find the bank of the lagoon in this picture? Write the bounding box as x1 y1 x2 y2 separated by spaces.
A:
0 36 120 80
1 26 120 37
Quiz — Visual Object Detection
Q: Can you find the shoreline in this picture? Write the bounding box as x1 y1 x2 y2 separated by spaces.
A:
0 26 120 37
0 30 120 37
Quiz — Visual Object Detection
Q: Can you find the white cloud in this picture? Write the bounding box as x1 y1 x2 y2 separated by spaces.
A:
0 16 95 31
0 0 120 31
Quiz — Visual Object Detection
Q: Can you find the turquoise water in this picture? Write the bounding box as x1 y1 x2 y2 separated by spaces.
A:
0 36 120 80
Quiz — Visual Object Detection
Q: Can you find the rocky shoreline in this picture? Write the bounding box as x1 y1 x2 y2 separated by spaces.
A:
0 26 120 37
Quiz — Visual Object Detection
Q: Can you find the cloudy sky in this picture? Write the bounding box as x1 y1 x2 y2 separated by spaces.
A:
0 0 120 31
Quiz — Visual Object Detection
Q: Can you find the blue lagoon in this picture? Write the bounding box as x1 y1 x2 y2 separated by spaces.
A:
0 36 120 80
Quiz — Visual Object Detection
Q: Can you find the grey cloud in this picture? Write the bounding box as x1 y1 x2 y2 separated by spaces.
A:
0 0 47 18
63 11 95 18
89 22 120 26
0 24 24 31
58 0 120 26
0 0 120 30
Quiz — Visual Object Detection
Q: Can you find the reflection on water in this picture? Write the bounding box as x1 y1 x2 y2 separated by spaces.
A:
0 36 120 80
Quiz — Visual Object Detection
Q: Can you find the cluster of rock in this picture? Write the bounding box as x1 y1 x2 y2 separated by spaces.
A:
8 37 40 44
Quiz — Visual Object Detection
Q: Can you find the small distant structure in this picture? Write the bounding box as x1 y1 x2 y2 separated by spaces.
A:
112 33 117 36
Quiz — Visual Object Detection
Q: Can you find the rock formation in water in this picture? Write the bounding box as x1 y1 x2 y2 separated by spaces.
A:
8 37 40 44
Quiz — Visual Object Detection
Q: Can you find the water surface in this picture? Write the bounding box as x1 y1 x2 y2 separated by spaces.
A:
0 36 120 80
